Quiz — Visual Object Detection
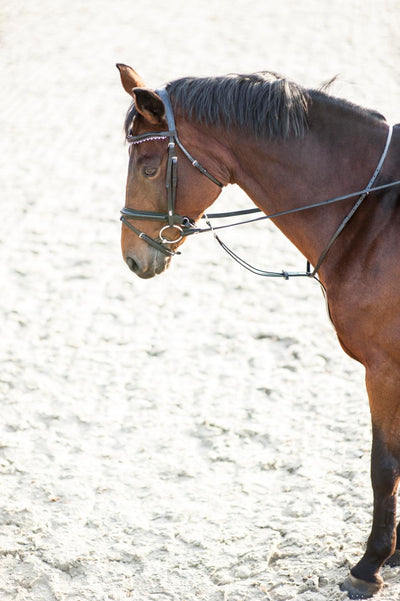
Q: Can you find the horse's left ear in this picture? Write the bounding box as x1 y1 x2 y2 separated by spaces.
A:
132 88 166 127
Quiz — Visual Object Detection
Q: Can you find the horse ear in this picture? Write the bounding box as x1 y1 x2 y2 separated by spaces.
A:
132 88 166 126
116 63 146 96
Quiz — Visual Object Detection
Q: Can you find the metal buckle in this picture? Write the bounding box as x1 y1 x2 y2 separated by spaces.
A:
159 224 183 244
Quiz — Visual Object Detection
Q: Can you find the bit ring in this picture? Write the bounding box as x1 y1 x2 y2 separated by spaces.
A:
159 224 183 244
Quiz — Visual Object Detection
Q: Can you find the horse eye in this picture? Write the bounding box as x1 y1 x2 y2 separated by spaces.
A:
143 166 158 177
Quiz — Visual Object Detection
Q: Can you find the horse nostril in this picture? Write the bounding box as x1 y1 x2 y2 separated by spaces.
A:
126 256 138 273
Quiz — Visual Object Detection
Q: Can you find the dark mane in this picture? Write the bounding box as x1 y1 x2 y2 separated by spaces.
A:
124 104 138 137
124 72 386 140
167 72 310 140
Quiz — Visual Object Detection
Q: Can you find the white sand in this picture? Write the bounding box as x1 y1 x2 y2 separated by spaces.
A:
1 1 399 599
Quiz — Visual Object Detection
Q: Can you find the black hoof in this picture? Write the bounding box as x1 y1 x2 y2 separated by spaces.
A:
340 574 383 599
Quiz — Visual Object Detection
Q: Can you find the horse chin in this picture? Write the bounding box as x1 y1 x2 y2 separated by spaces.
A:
125 250 171 279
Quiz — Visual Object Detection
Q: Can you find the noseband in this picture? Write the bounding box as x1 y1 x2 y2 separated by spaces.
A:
120 87 223 257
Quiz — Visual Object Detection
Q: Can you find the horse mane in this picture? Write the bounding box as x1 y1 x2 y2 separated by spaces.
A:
167 72 310 140
124 72 386 140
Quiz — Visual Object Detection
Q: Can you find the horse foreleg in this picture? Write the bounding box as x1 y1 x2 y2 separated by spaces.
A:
341 367 400 599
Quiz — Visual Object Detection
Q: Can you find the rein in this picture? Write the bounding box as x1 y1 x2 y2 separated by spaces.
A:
121 89 400 277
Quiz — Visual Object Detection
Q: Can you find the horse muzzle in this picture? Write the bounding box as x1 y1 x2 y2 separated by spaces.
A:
124 248 171 278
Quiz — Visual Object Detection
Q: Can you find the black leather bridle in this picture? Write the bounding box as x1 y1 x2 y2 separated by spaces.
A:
120 87 223 257
121 90 400 276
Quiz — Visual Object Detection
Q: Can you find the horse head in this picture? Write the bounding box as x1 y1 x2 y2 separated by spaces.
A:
117 64 224 278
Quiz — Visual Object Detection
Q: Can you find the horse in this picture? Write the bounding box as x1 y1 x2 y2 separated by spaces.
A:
116 63 400 599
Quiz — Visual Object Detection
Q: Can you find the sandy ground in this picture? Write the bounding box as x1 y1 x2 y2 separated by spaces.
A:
1 1 399 600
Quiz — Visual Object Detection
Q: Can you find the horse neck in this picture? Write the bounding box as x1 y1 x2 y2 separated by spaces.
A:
224 98 390 276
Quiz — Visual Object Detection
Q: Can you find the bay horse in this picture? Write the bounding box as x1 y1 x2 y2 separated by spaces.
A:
116 63 400 599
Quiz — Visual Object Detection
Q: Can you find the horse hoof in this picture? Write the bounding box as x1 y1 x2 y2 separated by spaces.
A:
340 574 383 599
385 549 400 567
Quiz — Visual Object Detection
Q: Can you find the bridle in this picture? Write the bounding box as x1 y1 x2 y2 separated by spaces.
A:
120 87 223 258
121 88 400 277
